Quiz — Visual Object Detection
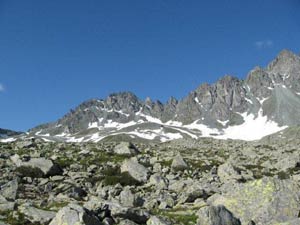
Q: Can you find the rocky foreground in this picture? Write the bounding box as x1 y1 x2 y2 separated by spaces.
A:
1 135 300 225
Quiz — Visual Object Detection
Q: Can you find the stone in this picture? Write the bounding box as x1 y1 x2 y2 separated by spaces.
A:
148 173 168 190
16 139 35 149
113 142 139 156
0 195 15 212
19 204 56 224
0 179 18 201
217 162 242 183
68 186 87 200
49 204 102 225
118 219 139 225
147 216 172 225
14 157 63 178
102 217 114 225
121 158 149 183
197 205 241 225
171 154 188 171
209 205 241 225
119 187 135 207
275 155 300 172
208 177 300 225
177 183 207 204
107 201 150 224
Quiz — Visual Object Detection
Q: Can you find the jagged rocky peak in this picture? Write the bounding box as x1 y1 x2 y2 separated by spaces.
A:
267 49 300 76
161 96 178 122
167 96 178 104
106 91 141 112
245 66 273 99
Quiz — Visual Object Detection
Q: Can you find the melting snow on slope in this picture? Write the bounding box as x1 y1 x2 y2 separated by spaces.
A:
258 97 269 105
184 120 220 137
217 110 287 141
39 104 288 142
103 120 138 129
88 122 98 128
244 98 253 104
217 120 229 126
0 137 16 143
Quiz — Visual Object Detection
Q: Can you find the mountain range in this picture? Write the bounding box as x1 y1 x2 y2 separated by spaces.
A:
0 128 23 139
3 49 300 143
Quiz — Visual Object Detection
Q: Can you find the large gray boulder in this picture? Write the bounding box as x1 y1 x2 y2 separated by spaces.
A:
111 206 149 224
217 162 242 183
208 177 300 225
0 195 15 212
171 154 188 171
197 205 241 225
19 204 56 224
148 173 168 190
12 156 63 178
113 142 140 156
177 182 207 204
49 204 102 225
0 179 18 201
119 186 135 207
121 158 149 183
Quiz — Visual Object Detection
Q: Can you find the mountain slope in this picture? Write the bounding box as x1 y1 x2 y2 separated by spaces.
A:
0 128 23 140
27 49 300 142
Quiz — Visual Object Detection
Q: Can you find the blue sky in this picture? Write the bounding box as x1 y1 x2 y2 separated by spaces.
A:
0 0 300 131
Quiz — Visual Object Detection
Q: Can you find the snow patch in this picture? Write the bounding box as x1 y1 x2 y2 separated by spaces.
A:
165 120 183 126
217 109 287 141
244 98 253 104
0 137 16 143
217 120 229 126
258 97 269 105
88 122 98 129
184 120 220 137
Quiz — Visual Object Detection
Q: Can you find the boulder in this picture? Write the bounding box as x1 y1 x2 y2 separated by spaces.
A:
19 204 56 224
0 179 18 201
177 183 207 204
14 157 63 178
0 195 15 212
197 205 241 225
121 158 149 183
217 162 242 183
119 187 135 207
208 177 300 225
111 206 149 224
171 154 188 171
148 173 168 190
49 204 102 225
274 155 300 172
68 186 87 200
113 142 140 156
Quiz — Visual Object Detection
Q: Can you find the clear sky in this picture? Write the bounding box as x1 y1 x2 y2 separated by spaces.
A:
0 0 300 131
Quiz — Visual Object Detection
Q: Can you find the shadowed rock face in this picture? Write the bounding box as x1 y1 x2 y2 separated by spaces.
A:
0 128 22 138
27 50 300 142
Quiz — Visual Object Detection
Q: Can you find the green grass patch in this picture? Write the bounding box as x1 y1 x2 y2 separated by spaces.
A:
151 208 198 225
